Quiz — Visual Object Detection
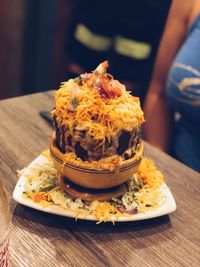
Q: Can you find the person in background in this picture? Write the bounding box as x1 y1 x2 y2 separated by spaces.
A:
144 0 200 172
65 0 172 103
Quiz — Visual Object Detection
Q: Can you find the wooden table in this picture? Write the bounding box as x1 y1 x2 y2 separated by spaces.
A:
0 91 200 267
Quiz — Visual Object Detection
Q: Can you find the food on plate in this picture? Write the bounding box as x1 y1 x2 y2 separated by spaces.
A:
14 62 172 223
51 61 144 164
19 151 165 224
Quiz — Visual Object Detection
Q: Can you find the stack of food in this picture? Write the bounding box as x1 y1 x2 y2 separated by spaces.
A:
52 61 144 166
18 62 168 223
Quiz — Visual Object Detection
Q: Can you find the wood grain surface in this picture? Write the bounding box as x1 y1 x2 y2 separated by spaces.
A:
0 91 200 267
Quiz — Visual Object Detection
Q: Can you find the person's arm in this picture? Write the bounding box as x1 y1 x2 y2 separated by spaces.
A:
143 0 195 152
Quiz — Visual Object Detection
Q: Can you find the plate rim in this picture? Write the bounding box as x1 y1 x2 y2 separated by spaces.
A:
13 154 177 222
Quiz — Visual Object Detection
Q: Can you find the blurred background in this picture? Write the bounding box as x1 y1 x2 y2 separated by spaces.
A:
0 0 73 99
0 0 170 100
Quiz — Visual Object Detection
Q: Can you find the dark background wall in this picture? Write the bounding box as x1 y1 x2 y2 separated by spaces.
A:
0 0 72 99
21 0 56 94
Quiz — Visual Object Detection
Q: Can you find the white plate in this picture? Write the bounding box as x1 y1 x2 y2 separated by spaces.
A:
13 155 176 222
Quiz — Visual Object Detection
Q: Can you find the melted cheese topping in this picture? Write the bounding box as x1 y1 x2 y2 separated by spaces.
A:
53 77 144 142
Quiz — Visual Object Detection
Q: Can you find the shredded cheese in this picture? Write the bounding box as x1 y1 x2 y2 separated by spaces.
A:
134 158 165 212
137 157 164 189
53 74 144 142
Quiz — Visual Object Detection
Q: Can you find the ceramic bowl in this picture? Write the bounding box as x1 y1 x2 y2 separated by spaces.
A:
49 133 143 189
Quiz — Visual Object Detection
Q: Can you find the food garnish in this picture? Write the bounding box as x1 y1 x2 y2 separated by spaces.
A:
18 151 165 224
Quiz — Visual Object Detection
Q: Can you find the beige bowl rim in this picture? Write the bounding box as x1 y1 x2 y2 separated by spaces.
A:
49 132 143 173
